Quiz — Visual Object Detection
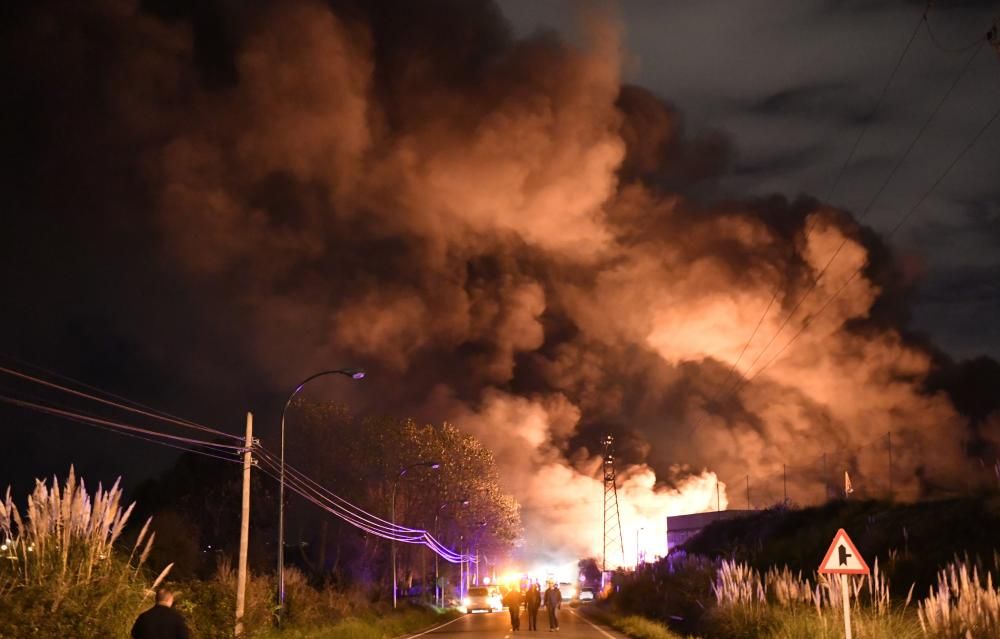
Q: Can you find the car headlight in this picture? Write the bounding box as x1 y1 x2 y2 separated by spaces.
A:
463 597 471 607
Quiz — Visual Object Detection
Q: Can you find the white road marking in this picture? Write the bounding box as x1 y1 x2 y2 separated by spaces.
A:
567 609 620 639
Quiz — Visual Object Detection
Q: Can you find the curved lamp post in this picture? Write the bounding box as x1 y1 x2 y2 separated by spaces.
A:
391 461 440 608
434 498 469 606
277 368 364 627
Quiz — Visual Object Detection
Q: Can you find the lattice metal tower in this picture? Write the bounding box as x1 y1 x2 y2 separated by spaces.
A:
602 434 625 571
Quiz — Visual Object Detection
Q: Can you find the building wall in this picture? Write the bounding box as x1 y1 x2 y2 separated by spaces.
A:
665 510 754 552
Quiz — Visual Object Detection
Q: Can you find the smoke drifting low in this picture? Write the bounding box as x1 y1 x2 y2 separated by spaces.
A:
4 0 998 565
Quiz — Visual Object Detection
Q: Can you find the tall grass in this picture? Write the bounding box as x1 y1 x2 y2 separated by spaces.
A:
713 560 766 608
706 558 923 639
0 468 170 638
917 558 1000 639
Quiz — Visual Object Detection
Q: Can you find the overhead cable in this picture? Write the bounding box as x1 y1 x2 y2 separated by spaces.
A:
0 363 242 441
923 3 995 53
712 10 925 404
252 456 470 562
0 393 243 451
730 95 1000 396
720 42 984 401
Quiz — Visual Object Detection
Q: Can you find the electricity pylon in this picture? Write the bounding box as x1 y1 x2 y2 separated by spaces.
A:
602 434 625 571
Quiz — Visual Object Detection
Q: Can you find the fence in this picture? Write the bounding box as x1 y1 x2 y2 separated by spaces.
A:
719 430 1000 511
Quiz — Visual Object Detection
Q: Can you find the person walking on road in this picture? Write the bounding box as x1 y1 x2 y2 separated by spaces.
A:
131 587 190 639
525 583 542 631
504 587 524 631
543 583 561 631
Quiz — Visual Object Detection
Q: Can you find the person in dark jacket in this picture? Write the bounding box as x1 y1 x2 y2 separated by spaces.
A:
525 583 542 631
131 588 190 639
503 587 524 631
543 583 561 631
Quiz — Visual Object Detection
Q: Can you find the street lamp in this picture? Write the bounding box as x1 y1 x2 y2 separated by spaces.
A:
469 520 488 592
277 368 364 627
434 498 469 607
457 520 488 602
391 461 441 608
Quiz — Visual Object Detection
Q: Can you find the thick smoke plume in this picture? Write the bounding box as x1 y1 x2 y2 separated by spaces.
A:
5 0 998 565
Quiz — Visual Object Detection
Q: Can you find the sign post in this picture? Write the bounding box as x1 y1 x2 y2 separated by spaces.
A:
818 528 869 639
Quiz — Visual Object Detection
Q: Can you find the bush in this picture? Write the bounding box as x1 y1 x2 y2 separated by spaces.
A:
613 553 717 629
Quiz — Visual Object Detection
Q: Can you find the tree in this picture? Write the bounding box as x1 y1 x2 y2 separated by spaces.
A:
282 401 521 594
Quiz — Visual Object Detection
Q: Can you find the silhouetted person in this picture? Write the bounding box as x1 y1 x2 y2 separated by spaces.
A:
504 588 524 631
543 583 561 631
131 588 190 639
525 583 542 631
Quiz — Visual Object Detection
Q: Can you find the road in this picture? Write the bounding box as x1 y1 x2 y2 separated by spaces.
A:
404 607 627 639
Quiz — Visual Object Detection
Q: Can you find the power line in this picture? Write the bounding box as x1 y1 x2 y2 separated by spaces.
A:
252 452 470 562
689 28 995 440
82 419 243 465
923 3 994 53
0 353 221 437
0 379 474 560
0 379 244 465
711 10 925 408
254 447 430 535
0 393 243 452
253 445 476 564
730 95 1000 396
0 362 241 441
727 43 984 397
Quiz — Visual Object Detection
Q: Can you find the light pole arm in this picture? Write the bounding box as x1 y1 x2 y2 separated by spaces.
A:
277 368 363 627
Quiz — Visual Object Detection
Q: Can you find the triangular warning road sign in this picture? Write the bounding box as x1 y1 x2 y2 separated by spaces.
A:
818 528 869 575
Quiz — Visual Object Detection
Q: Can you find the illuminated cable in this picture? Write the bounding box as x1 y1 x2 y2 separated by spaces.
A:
253 452 468 559
253 450 470 560
253 447 426 533
253 459 470 561
254 453 422 536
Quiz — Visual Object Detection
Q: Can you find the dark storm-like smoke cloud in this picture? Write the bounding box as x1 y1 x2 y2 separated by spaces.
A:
4 0 998 563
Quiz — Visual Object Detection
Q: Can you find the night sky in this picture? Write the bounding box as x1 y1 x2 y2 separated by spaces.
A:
2 0 999 560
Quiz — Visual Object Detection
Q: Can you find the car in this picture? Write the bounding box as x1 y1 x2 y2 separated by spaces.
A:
577 587 595 602
464 587 502 613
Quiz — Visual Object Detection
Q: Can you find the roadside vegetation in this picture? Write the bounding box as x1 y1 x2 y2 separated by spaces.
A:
600 498 1000 639
0 469 459 639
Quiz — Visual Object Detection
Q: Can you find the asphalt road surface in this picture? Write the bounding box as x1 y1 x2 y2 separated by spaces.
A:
403 607 628 639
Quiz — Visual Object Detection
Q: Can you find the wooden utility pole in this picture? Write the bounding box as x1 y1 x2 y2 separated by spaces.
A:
235 412 253 638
